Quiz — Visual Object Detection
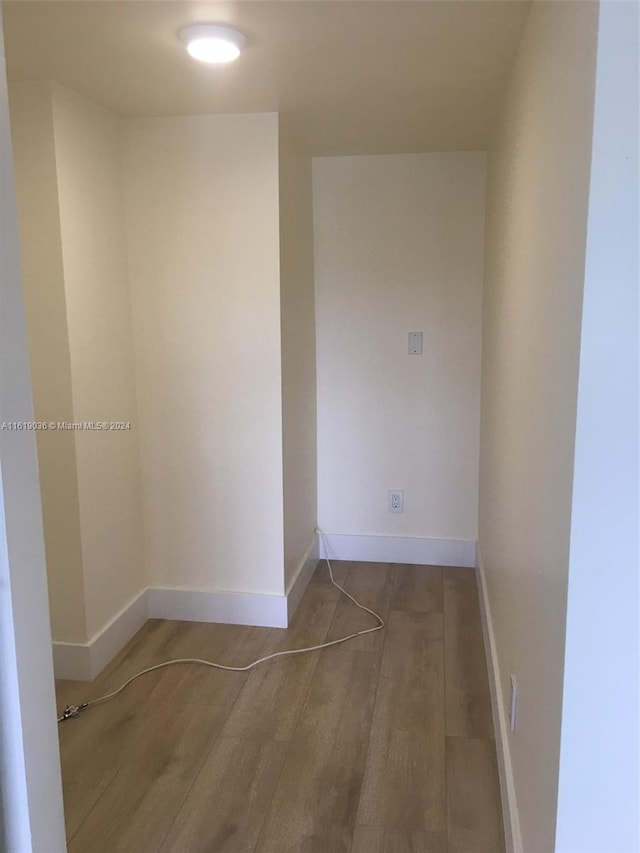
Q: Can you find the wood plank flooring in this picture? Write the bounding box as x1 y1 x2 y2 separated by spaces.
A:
55 562 505 853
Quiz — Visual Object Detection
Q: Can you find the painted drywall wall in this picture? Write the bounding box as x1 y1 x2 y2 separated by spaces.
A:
278 115 318 588
122 113 285 595
8 81 86 644
313 153 485 542
478 2 598 850
11 95 314 642
0 21 66 847
9 81 145 646
556 2 639 850
51 84 145 639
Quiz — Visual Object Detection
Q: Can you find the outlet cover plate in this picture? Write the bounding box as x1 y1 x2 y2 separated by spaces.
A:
388 490 404 513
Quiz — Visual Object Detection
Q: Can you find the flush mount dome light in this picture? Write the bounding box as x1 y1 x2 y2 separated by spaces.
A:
179 24 246 64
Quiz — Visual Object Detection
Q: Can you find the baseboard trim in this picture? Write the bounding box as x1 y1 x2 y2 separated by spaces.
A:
51 641 92 682
286 534 320 621
52 588 149 681
50 565 318 681
476 547 523 853
56 533 470 682
319 533 476 567
89 588 149 678
147 586 289 629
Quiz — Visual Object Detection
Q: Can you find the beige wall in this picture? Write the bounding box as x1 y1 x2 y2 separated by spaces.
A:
12 96 316 632
9 81 86 643
478 2 598 850
278 116 317 588
0 34 66 846
122 113 286 595
313 153 485 541
51 84 144 638
9 81 145 643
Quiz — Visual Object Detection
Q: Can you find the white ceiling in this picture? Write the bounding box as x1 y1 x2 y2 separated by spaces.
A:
2 0 531 155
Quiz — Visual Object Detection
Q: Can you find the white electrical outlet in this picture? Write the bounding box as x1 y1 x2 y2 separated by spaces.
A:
388 490 404 513
509 675 518 733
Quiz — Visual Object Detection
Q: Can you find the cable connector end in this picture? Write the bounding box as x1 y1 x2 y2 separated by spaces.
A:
58 702 89 722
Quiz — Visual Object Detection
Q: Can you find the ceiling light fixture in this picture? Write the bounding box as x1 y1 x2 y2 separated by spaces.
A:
179 24 246 64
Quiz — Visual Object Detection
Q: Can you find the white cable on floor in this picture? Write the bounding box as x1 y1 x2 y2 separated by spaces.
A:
57 528 384 723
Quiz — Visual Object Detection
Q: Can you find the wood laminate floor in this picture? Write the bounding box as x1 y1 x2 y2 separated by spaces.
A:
55 562 505 853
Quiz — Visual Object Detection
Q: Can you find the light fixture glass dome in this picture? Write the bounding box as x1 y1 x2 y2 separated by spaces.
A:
179 24 246 64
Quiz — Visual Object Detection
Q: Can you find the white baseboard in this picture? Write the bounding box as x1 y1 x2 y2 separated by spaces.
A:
52 582 290 681
147 586 289 629
50 561 319 681
476 547 523 853
52 588 149 681
149 533 322 629
319 533 476 567
286 534 320 621
89 588 149 678
53 534 472 683
51 641 92 682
